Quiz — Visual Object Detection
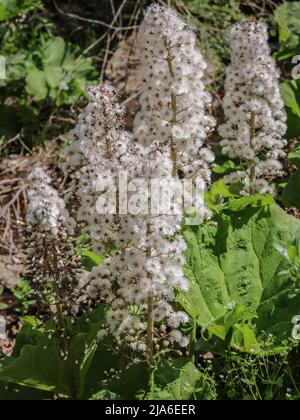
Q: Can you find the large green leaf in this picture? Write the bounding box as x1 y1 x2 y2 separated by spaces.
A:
0 343 70 394
0 306 110 398
70 305 111 398
178 204 300 351
285 109 300 139
43 37 66 67
288 147 300 169
90 358 215 401
82 347 119 399
148 358 216 400
282 170 300 209
0 380 52 400
282 146 300 209
25 66 48 101
280 80 300 118
90 363 150 400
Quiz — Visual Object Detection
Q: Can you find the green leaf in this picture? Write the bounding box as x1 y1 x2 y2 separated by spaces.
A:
83 347 119 399
178 204 300 353
275 2 300 43
25 66 48 101
282 170 300 209
44 65 64 89
90 358 216 401
148 358 216 400
90 363 150 400
288 147 300 169
71 305 110 398
227 195 275 212
213 160 240 175
0 380 52 400
285 110 300 140
5 52 27 82
280 80 300 118
11 316 46 358
81 249 104 271
208 305 259 352
0 343 70 394
205 179 236 212
0 306 110 398
42 37 66 67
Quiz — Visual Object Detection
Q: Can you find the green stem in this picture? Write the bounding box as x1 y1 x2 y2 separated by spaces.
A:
189 321 196 362
51 243 77 400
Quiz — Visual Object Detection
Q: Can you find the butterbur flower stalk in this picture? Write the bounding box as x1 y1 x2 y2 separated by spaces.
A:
26 167 80 399
73 83 190 364
134 4 215 360
73 85 133 252
219 19 287 195
67 4 216 363
135 4 215 192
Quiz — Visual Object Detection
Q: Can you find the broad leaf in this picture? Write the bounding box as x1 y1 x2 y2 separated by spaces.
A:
227 195 275 212
0 343 70 394
205 179 236 213
280 80 300 118
25 66 48 101
148 358 216 400
0 380 52 400
285 109 300 139
288 147 300 169
90 363 150 400
90 358 216 401
0 306 110 398
178 204 300 352
282 170 300 209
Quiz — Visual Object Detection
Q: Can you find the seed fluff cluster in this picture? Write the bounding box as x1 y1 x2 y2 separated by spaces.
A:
26 168 82 318
53 4 218 360
69 81 191 359
135 4 215 195
219 20 287 195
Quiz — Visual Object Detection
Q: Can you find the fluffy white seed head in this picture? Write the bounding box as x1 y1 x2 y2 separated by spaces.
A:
219 20 287 195
27 167 72 236
135 4 215 182
72 81 189 355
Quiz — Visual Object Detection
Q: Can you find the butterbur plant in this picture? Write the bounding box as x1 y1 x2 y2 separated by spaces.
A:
219 19 287 195
26 167 80 317
63 4 216 366
72 83 190 363
26 168 82 398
